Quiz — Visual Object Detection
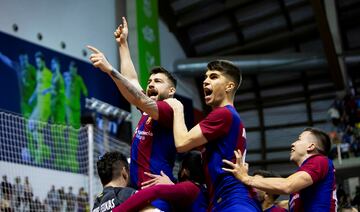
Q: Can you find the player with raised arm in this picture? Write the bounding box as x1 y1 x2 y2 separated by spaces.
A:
88 17 177 211
0 52 36 118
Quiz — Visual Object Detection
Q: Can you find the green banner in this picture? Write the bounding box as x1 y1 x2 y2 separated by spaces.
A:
136 0 160 88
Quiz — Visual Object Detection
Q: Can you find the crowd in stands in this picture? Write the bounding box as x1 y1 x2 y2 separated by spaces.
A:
0 175 89 211
337 185 360 212
328 94 360 159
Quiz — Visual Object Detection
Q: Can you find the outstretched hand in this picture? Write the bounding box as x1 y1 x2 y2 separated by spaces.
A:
87 45 113 74
114 17 128 46
222 149 250 183
164 98 184 112
140 171 174 189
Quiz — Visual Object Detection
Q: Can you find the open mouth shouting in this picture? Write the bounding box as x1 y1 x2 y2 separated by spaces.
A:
204 87 213 102
147 89 158 100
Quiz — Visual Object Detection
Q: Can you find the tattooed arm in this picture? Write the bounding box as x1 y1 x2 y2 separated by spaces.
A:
109 68 159 119
87 45 158 119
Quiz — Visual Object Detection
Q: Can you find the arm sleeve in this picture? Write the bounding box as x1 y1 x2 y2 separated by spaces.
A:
156 101 174 127
298 155 329 184
113 181 200 212
199 107 232 142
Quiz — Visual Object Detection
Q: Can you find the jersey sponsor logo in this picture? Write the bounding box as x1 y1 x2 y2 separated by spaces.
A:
92 198 115 212
134 128 154 141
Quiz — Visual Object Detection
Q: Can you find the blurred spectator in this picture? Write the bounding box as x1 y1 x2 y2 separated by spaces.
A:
77 187 88 212
328 94 360 159
23 176 33 206
0 193 11 212
47 185 60 212
58 186 65 210
33 196 43 211
43 198 52 211
338 184 352 210
65 186 76 212
352 186 360 211
1 175 12 198
13 176 24 210
328 105 340 127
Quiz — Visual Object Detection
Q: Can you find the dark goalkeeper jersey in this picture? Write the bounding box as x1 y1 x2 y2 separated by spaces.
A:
92 186 136 212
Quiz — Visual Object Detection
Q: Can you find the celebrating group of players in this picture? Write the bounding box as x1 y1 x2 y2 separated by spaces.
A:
88 17 337 212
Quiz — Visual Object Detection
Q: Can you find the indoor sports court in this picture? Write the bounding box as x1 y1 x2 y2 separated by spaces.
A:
0 0 360 211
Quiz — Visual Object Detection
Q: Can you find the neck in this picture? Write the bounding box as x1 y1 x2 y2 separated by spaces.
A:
296 153 315 167
104 178 127 188
212 97 233 109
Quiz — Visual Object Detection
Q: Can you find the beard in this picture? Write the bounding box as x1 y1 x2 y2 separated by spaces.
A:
157 93 168 101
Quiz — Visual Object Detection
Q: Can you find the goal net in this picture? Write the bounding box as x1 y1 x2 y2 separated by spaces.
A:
0 111 131 211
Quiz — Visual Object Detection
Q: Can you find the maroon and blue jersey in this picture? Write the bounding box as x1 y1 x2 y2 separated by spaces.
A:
130 101 177 189
199 105 261 211
289 154 337 212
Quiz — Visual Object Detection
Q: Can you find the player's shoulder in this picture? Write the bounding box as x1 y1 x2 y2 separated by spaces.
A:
209 105 233 116
308 154 329 164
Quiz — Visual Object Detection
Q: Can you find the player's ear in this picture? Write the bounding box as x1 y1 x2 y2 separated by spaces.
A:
225 81 235 93
307 143 316 152
121 167 129 182
169 87 176 97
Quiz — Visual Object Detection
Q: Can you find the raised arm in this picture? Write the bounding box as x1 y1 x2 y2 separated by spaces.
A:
115 17 142 91
0 52 18 71
112 182 199 212
87 46 158 118
222 150 313 194
164 98 207 153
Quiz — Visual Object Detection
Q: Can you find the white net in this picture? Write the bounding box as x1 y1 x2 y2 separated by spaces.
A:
0 111 131 212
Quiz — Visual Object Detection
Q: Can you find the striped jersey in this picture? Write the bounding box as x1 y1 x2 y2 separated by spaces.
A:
199 105 261 211
130 101 176 189
289 154 337 212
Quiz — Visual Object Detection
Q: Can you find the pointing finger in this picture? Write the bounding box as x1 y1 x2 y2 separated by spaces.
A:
87 45 100 53
122 17 128 29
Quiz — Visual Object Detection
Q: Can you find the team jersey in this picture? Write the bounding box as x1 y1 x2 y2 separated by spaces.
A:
130 101 177 189
113 181 208 212
289 154 337 212
35 67 52 121
264 205 288 212
199 105 261 211
92 186 136 212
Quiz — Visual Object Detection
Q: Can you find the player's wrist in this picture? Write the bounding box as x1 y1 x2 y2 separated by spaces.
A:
109 67 118 74
244 175 253 186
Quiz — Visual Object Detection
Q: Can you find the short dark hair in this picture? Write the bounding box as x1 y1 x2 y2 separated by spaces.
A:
150 66 177 88
253 170 281 200
96 151 129 186
178 150 204 184
304 127 331 155
207 60 242 90
35 51 44 60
